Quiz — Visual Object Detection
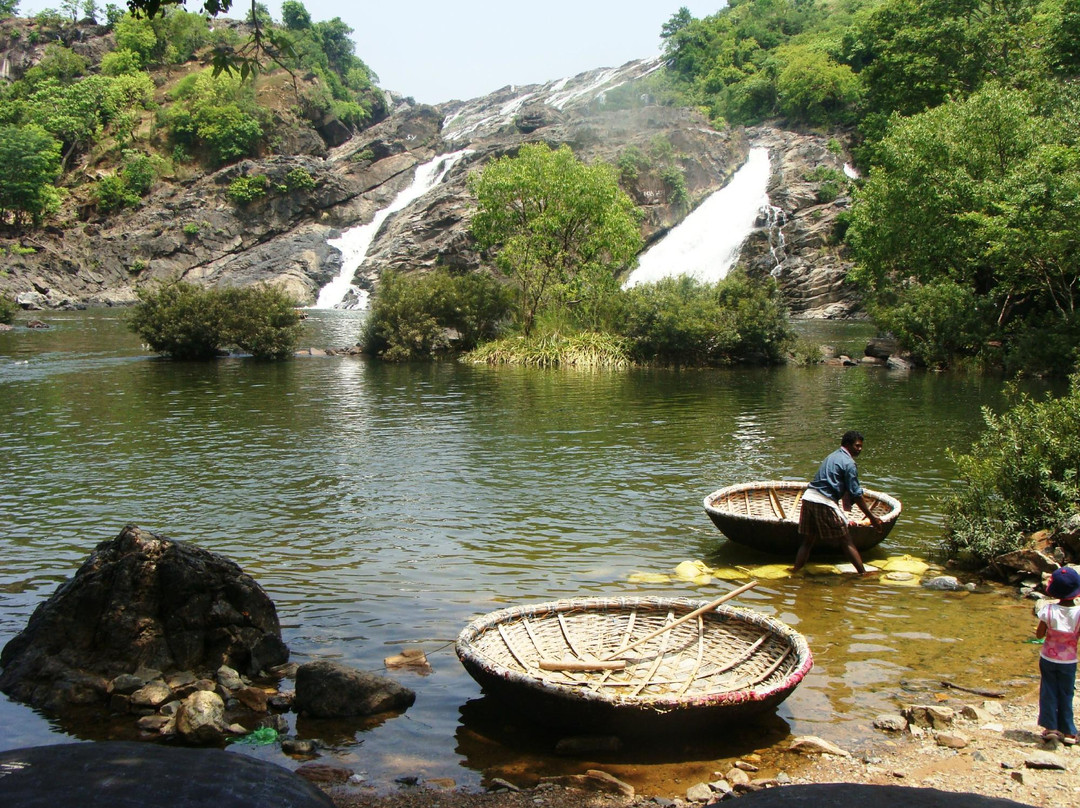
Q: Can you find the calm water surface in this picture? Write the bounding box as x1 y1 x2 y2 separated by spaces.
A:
0 310 1050 794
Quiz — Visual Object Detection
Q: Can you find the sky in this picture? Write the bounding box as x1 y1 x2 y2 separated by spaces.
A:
16 1 724 104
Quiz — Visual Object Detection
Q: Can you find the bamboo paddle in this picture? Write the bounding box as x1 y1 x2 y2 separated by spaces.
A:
538 580 759 672
601 580 759 660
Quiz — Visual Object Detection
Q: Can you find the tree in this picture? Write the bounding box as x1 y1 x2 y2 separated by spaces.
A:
0 125 62 227
943 376 1080 565
281 0 310 29
468 143 643 336
847 83 1080 372
0 0 19 19
775 44 859 126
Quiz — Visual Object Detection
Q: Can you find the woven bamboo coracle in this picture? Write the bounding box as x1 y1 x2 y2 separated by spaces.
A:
703 480 902 554
455 595 812 733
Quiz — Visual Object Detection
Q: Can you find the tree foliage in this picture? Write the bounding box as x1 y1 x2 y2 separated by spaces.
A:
943 377 1080 565
0 124 62 226
163 70 265 165
128 281 302 360
847 83 1080 372
468 143 643 336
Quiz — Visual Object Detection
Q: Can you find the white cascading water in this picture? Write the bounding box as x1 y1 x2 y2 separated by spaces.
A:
624 147 772 288
313 148 473 309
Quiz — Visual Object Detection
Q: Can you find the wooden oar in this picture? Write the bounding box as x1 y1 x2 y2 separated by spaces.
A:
538 659 627 672
601 580 759 661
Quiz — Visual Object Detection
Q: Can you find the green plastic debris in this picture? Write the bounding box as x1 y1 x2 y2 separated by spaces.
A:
228 726 279 745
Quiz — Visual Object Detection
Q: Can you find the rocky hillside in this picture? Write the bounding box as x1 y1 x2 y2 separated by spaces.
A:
0 20 861 318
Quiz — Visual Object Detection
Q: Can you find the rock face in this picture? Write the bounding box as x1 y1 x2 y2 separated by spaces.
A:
0 524 289 711
738 127 863 318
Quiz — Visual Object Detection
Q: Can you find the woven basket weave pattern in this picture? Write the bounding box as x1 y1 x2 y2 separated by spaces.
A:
457 597 812 712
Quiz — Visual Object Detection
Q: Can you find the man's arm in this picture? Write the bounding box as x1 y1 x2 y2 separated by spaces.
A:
853 494 884 531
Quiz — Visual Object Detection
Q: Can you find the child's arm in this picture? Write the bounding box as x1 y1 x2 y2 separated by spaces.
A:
1036 620 1048 639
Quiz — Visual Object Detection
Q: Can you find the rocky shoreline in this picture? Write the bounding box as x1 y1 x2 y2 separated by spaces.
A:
315 690 1076 808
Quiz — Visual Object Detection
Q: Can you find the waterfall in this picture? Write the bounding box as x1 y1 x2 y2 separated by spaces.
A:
757 204 787 272
313 149 473 309
624 147 772 288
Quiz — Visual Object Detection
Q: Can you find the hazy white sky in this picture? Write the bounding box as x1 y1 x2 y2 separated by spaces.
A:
17 1 724 103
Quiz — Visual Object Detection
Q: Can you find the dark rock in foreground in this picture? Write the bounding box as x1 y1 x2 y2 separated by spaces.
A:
733 783 1036 807
0 524 289 711
0 741 334 808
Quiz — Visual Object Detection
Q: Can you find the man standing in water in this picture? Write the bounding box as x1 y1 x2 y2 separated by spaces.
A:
793 430 883 575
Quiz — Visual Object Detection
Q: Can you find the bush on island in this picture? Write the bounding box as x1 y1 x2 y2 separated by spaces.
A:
361 268 515 361
617 273 793 366
129 281 303 360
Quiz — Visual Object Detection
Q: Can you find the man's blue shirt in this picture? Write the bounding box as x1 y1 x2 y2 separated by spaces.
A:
808 446 863 502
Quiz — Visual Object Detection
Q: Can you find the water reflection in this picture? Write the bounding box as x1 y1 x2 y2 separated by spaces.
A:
0 310 1049 794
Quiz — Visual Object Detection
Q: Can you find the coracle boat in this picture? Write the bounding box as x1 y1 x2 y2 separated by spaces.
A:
703 480 902 555
455 586 812 734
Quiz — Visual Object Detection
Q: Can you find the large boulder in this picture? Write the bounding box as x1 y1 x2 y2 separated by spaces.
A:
0 524 289 711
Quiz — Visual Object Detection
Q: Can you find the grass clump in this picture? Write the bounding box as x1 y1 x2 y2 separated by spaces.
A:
465 331 633 368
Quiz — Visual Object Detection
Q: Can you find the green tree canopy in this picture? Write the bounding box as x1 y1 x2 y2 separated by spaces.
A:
0 124 63 227
847 83 1080 371
468 143 643 336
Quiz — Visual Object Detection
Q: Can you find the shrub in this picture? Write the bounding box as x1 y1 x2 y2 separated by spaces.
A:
218 285 304 360
362 269 514 361
942 377 1080 566
872 279 988 369
227 174 268 204
95 174 138 212
616 273 792 366
101 49 144 76
284 167 316 191
164 71 265 166
128 282 302 360
129 282 227 359
0 295 16 325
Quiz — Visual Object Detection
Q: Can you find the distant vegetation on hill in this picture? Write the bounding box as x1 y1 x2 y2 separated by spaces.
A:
0 0 386 226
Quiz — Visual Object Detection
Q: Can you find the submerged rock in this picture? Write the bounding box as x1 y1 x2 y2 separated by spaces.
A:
293 660 416 718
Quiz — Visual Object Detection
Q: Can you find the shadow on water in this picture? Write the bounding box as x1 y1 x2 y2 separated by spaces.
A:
454 695 792 790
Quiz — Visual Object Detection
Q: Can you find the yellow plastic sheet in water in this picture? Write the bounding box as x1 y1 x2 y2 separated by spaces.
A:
674 559 713 580
750 563 795 580
878 554 930 575
627 571 672 584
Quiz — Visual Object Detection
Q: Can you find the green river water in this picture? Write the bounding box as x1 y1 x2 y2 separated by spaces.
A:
0 309 1056 794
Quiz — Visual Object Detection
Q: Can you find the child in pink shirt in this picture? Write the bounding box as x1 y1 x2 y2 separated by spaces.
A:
1035 566 1080 743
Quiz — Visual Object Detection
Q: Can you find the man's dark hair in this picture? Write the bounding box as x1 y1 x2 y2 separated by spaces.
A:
841 430 864 448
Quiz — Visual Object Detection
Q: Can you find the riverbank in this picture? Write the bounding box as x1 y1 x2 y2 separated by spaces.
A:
319 688 1078 808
